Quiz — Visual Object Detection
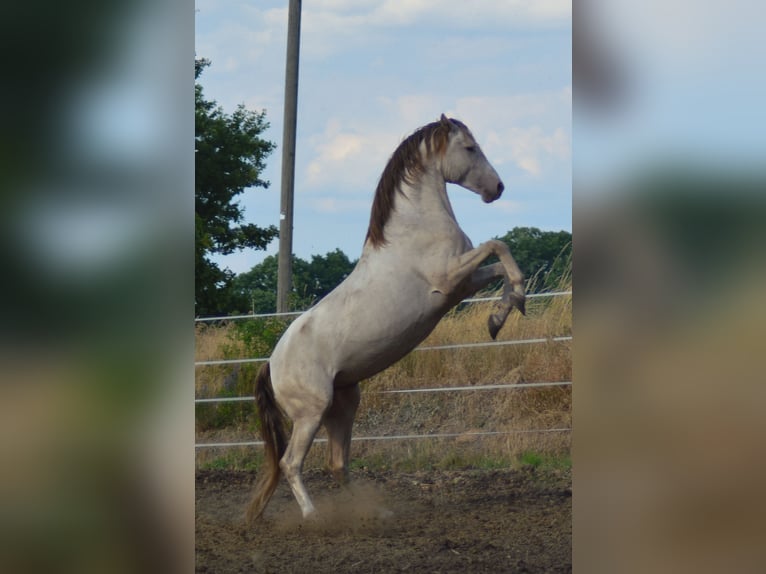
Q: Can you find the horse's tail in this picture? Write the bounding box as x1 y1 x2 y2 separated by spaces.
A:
245 362 287 524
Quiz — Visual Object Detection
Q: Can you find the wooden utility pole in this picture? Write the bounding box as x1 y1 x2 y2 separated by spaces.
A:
276 0 302 312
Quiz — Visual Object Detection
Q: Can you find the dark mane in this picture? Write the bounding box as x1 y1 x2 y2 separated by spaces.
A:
365 118 468 248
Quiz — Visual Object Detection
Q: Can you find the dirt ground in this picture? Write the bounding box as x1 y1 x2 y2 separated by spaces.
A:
196 466 571 573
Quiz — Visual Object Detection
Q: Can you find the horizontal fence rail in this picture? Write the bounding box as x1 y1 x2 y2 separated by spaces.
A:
195 291 572 452
195 310 303 323
194 290 572 323
195 428 572 449
195 382 572 449
194 335 572 367
195 380 572 404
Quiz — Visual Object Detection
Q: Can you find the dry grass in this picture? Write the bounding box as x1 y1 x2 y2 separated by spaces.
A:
350 287 572 468
195 279 571 471
194 322 236 399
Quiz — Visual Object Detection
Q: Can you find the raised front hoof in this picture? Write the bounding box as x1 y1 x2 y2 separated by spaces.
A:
517 296 526 316
488 314 503 340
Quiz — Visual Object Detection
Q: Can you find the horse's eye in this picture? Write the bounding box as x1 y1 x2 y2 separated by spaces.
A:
465 146 477 153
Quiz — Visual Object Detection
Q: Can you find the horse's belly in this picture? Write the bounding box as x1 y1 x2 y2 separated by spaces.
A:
331 307 444 384
272 271 453 386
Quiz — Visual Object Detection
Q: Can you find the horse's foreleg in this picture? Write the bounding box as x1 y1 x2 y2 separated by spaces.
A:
449 240 525 305
488 275 517 339
447 240 526 337
457 262 518 339
323 384 360 485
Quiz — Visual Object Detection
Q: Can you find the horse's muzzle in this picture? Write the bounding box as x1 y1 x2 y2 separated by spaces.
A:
483 181 505 203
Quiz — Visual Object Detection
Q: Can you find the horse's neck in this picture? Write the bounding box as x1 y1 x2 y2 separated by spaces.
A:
368 170 467 255
398 170 458 225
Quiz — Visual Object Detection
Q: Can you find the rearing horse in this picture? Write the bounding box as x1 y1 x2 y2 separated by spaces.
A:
246 115 525 522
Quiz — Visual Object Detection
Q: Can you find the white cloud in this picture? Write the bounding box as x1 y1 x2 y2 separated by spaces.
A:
302 88 571 193
298 0 570 59
353 0 569 28
305 131 366 186
304 120 397 191
503 126 570 177
450 90 571 178
387 94 444 127
195 14 276 69
453 88 571 128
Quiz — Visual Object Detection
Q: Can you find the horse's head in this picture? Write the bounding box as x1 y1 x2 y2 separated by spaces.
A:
439 114 504 203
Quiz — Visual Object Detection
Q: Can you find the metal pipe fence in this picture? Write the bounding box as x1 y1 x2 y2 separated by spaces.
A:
194 291 572 450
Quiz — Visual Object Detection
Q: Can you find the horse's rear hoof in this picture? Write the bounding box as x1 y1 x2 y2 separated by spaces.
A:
517 296 526 316
302 509 319 523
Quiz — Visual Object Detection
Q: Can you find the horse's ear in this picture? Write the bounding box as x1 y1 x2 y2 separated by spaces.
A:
440 113 457 133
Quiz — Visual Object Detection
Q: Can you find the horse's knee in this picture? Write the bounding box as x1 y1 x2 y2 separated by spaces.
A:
279 453 302 482
279 457 292 478
488 238 508 253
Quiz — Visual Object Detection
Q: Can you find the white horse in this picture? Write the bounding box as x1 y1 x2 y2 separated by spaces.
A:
246 115 525 522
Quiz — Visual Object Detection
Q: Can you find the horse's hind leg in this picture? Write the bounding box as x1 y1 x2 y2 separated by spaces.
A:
323 383 361 484
277 388 332 518
279 414 323 518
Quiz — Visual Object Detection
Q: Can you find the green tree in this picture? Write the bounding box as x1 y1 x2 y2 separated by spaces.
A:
232 249 357 313
496 227 572 290
296 249 356 302
230 255 296 314
195 58 278 316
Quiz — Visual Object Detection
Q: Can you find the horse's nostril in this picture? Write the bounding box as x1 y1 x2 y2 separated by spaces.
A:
497 181 505 195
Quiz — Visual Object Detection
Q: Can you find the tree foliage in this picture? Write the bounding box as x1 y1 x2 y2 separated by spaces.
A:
495 227 572 291
231 249 357 314
195 58 278 316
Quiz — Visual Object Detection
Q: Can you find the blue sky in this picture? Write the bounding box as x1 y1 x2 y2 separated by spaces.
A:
195 1 572 274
